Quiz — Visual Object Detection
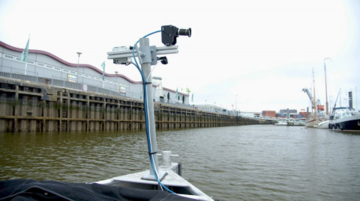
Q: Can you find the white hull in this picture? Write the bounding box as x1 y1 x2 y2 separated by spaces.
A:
315 120 329 129
329 107 360 130
96 162 213 200
305 118 320 128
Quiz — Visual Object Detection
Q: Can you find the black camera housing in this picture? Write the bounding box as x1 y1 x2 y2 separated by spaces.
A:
161 25 191 46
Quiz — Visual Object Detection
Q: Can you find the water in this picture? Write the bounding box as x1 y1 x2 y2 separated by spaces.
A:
1 125 360 200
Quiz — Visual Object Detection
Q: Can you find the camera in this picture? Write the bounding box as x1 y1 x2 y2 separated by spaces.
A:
161 25 191 46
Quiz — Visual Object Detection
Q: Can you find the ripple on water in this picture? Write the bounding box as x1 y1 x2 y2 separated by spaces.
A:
1 126 360 200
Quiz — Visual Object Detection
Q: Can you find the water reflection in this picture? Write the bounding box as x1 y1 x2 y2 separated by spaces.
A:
1 126 360 200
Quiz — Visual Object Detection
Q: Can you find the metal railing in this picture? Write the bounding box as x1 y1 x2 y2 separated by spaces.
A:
0 53 234 115
0 65 141 99
0 67 241 116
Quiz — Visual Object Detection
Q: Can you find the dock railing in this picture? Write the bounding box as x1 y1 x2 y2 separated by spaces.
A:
1 52 239 116
0 65 141 100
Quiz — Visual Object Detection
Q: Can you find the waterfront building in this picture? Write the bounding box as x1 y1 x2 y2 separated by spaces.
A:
0 41 189 105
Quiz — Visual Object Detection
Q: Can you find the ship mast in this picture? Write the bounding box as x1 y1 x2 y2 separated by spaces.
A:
313 68 317 118
324 57 331 115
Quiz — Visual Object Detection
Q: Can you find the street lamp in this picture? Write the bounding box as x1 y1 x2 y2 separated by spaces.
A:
114 71 118 82
76 52 82 82
114 71 119 93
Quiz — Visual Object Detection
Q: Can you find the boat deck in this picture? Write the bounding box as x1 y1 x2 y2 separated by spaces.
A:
96 163 213 200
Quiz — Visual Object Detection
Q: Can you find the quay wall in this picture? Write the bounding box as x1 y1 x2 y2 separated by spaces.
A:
0 77 270 132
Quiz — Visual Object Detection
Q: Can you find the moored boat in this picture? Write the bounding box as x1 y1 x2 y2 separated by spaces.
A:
294 119 306 126
315 120 329 129
275 119 287 126
303 65 330 129
329 107 360 130
305 114 320 128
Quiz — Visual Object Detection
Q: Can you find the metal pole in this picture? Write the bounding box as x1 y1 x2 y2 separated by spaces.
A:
139 38 159 177
114 71 118 92
76 52 82 82
114 71 118 82
312 68 317 117
324 61 329 115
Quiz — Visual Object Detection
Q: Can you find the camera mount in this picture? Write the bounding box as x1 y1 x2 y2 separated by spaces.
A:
107 25 191 182
108 45 178 65
107 25 190 65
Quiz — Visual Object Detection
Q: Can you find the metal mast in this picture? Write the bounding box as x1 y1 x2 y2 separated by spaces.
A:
107 25 191 181
324 57 332 115
313 68 317 117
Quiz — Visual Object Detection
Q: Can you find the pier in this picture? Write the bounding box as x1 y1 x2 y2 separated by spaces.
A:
0 77 271 132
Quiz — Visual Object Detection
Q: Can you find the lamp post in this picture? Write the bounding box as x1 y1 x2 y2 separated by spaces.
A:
114 71 118 82
76 52 82 82
114 71 119 93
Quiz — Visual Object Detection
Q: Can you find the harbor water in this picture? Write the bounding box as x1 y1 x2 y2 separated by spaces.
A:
1 125 360 200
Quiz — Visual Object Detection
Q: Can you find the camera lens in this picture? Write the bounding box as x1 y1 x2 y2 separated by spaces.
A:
178 28 191 37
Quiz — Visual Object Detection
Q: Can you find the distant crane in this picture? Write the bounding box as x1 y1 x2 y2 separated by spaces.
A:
303 88 325 113
303 68 318 117
302 88 315 110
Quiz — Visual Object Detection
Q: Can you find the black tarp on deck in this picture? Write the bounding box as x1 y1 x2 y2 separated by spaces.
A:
0 179 196 201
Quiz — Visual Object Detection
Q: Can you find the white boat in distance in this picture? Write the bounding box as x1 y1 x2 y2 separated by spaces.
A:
314 120 329 129
329 107 360 130
305 114 320 128
275 119 287 126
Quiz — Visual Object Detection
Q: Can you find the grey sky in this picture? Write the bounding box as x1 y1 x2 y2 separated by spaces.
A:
0 0 359 112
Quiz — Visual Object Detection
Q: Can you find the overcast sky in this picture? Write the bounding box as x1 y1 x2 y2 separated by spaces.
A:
0 0 359 112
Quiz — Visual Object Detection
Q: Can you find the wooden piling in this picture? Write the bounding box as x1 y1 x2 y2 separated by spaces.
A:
0 78 268 133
